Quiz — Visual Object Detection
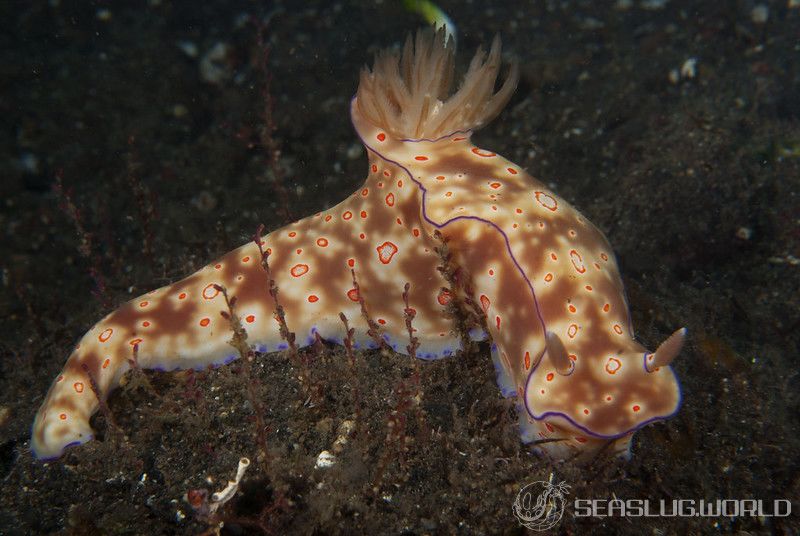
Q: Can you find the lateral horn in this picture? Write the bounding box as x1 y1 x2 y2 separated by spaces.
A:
647 327 687 371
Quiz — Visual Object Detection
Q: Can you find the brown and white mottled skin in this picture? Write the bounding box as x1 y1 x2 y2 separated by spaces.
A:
32 28 683 463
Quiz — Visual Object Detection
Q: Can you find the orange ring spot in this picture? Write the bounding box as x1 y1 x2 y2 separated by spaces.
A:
103 358 111 369
288 231 297 238
360 210 367 218
414 155 428 161
544 273 553 282
471 147 496 157
568 304 577 313
633 405 641 412
534 191 558 211
605 357 622 374
376 132 386 142
343 211 353 220
290 264 309 277
245 315 255 323
242 256 250 263
199 318 210 327
603 303 610 313
479 294 490 313
376 241 398 264
377 318 387 325
371 164 378 173
569 249 586 273
129 338 143 347
308 295 319 303
600 253 609 261
437 289 452 306
546 372 554 381
347 258 355 268
613 324 623 335
59 413 67 420
202 284 220 300
178 292 187 300
567 324 578 338
412 228 420 237
495 315 501 329
73 382 84 393
316 238 329 247
347 288 359 302
214 264 222 270
325 215 332 222
139 301 149 308
507 167 518 174
98 328 113 343
490 182 501 189
436 175 445 181
524 351 531 370
142 321 151 328
385 193 395 207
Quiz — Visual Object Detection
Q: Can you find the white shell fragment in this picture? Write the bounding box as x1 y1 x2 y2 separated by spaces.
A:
315 450 336 469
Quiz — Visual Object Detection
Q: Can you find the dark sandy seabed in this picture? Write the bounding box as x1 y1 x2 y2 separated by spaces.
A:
1 1 798 534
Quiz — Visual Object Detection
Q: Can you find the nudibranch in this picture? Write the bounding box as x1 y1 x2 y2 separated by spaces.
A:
32 28 685 463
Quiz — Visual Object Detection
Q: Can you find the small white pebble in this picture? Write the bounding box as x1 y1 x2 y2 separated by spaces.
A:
176 40 198 59
172 103 188 118
346 142 363 160
641 0 668 10
96 8 112 21
668 68 680 84
315 450 336 469
751 4 769 24
680 58 698 79
735 226 753 240
200 42 232 84
18 152 39 174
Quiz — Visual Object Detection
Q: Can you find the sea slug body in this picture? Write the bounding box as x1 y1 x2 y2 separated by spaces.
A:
32 28 685 463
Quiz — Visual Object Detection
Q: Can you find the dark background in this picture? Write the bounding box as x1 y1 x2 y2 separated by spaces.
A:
0 1 798 533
